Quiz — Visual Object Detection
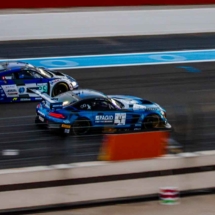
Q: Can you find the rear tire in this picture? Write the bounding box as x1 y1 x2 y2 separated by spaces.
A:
71 118 91 135
143 114 161 129
52 82 69 96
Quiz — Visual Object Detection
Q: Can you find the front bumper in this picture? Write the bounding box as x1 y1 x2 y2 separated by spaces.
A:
164 122 172 129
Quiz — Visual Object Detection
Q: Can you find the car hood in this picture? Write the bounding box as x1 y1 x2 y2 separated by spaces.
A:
108 95 165 112
50 70 76 81
49 70 79 88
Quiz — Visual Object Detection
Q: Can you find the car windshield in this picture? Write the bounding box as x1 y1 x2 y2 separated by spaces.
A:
36 67 53 78
109 98 124 109
0 64 4 71
55 92 79 106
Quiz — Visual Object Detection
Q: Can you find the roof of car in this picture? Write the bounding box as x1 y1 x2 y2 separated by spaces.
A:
71 89 107 100
0 61 29 73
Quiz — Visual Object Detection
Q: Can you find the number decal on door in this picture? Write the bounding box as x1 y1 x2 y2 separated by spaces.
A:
114 113 126 125
37 83 48 93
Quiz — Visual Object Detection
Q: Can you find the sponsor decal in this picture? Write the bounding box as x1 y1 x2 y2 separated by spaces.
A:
52 104 62 108
4 85 16 89
37 83 48 93
5 88 18 96
7 89 17 93
12 98 18 101
114 113 126 125
18 87 25 94
95 115 113 123
8 92 18 95
133 104 146 110
38 115 44 122
134 128 141 131
20 98 31 101
135 123 141 126
146 107 159 111
35 97 42 100
38 110 45 117
61 124 71 129
5 76 12 80
63 120 70 124
64 129 70 133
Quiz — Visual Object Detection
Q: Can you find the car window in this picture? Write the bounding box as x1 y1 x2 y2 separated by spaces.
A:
73 100 92 110
0 64 4 71
91 100 115 111
15 69 43 79
36 67 53 78
16 70 33 79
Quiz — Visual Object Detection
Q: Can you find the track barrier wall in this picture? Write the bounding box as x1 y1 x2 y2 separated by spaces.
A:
1 7 215 41
0 151 215 212
1 1 215 9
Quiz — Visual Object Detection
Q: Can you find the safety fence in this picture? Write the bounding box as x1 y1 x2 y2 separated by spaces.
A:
1 0 215 9
0 103 214 170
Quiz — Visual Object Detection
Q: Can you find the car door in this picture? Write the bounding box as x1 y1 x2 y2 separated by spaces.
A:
69 99 93 122
90 98 140 130
12 68 50 99
90 99 118 128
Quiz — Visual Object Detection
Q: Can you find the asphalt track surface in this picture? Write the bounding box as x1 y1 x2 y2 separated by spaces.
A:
1 33 215 169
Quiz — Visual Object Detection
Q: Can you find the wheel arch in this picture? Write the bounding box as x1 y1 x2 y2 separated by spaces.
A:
142 113 161 129
74 116 92 126
51 81 70 96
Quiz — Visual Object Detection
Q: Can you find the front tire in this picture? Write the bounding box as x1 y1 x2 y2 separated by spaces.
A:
71 118 91 135
52 82 69 96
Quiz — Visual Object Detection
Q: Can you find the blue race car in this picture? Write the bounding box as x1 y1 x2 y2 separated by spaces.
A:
0 61 79 102
34 89 171 135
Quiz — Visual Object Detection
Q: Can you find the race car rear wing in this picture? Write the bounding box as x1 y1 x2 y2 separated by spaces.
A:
27 88 63 109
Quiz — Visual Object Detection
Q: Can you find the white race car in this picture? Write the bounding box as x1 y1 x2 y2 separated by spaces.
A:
0 61 79 102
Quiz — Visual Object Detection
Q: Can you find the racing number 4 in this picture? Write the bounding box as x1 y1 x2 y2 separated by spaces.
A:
114 113 126 125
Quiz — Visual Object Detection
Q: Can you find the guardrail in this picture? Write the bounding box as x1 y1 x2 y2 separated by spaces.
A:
0 150 214 213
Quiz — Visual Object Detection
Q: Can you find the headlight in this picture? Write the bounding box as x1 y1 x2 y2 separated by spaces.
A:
71 81 78 87
63 101 70 106
161 111 166 118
